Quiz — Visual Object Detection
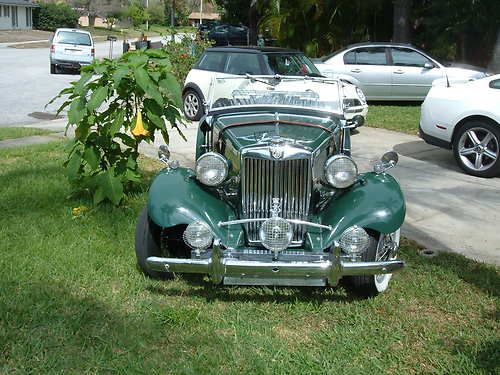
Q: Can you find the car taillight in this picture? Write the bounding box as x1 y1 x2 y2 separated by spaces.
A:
91 48 95 57
50 44 55 53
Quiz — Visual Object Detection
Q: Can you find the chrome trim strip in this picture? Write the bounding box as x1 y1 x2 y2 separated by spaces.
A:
218 218 332 230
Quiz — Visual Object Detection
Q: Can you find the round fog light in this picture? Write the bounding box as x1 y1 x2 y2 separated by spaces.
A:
183 221 213 250
259 217 293 253
339 226 369 255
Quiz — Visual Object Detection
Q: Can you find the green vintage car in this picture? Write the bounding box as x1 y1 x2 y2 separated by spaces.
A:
135 76 406 295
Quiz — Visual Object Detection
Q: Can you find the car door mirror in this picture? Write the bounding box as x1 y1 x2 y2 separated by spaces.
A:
374 151 399 174
423 62 434 69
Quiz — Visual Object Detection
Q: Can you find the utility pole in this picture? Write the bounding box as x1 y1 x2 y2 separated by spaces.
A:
145 0 149 30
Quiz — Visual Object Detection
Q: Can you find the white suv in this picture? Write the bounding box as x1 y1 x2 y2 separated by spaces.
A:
50 28 94 74
183 46 368 121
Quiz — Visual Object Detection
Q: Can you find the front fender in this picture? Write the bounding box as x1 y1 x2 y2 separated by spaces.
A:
319 172 406 247
148 167 239 242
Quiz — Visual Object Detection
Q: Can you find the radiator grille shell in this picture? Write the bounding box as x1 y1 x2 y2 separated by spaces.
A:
241 151 312 246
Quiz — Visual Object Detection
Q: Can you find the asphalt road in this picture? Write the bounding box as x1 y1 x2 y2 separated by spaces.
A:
0 39 126 126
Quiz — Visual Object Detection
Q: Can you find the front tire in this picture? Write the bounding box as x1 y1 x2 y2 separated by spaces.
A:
135 206 172 279
351 230 400 296
183 90 203 121
453 121 500 177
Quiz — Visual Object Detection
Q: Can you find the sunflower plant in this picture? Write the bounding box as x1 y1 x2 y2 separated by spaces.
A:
51 48 183 205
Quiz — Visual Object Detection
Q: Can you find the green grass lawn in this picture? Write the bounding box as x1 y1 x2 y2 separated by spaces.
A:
0 141 498 374
366 104 421 135
0 127 54 141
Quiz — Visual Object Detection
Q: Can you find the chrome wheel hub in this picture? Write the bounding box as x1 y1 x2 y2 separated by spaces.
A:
458 127 499 171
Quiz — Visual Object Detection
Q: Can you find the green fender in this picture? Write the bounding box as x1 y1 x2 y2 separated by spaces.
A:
147 167 240 243
318 172 406 248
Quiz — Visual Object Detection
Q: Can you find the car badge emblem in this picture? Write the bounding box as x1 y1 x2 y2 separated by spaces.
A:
271 198 282 217
270 144 284 159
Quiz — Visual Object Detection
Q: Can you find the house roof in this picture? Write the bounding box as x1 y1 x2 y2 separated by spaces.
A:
0 0 38 6
188 12 220 20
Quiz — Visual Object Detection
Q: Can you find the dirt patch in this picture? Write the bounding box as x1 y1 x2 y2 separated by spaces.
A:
0 30 52 43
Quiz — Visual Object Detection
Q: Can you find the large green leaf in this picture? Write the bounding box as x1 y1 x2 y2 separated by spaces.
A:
68 97 87 125
113 66 130 88
95 168 124 205
87 87 108 111
159 74 182 108
134 67 163 106
109 109 125 136
66 150 82 182
73 72 92 95
83 146 99 170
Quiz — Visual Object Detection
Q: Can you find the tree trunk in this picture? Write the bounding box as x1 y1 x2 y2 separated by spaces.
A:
392 0 412 43
488 30 500 73
248 0 258 45
88 13 96 29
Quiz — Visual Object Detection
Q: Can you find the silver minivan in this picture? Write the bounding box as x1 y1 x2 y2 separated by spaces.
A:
50 28 94 74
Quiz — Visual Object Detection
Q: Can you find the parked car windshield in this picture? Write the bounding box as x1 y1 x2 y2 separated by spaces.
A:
263 53 321 76
207 77 342 115
55 31 92 46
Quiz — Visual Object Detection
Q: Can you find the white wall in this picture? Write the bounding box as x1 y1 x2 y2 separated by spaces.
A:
0 5 33 30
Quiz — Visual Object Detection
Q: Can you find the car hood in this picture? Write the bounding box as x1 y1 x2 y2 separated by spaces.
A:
214 112 340 151
443 66 487 79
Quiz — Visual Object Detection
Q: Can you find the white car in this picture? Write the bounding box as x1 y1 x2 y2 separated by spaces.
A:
419 75 500 177
50 28 94 74
183 46 368 121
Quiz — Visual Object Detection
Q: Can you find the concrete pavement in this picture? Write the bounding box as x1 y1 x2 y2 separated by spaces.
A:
19 119 500 265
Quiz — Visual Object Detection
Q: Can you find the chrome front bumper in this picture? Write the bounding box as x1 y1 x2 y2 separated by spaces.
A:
146 245 405 287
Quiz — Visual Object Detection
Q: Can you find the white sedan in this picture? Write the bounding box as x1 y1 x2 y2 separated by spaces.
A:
419 75 500 177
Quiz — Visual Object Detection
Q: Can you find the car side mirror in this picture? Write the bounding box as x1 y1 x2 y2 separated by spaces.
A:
423 62 434 69
346 115 365 129
374 151 398 174
158 145 170 163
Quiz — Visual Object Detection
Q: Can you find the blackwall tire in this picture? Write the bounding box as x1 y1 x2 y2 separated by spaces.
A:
453 121 500 178
135 206 172 279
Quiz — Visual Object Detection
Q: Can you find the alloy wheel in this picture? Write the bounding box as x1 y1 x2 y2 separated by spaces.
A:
458 127 499 172
183 92 199 119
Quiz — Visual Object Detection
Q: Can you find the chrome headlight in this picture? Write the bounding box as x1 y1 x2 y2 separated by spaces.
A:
356 86 367 105
195 152 228 186
259 217 293 253
339 226 369 255
325 155 358 188
183 221 213 250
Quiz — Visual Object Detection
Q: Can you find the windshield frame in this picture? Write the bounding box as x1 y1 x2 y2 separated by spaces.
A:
263 52 321 76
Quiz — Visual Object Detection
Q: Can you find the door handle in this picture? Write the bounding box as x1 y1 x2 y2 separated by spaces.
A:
350 68 361 73
394 70 404 74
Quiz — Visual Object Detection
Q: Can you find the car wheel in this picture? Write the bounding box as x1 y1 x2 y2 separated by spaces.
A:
351 230 400 296
453 121 500 177
135 206 172 279
50 63 56 74
183 90 203 121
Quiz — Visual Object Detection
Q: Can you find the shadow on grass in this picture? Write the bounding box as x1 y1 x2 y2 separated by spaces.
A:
146 275 366 304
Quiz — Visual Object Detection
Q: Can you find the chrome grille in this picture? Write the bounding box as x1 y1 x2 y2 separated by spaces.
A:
241 157 312 245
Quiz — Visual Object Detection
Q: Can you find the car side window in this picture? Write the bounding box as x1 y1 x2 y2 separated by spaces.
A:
391 48 432 67
489 79 500 89
343 51 356 64
224 53 261 75
351 47 387 65
197 52 226 72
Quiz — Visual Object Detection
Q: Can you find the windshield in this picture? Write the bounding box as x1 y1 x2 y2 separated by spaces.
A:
207 76 343 115
55 31 92 46
263 53 321 76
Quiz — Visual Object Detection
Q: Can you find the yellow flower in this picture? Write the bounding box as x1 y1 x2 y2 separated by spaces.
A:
72 205 88 216
132 110 149 137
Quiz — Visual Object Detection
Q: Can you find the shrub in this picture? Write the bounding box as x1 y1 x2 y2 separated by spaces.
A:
50 49 183 205
33 3 78 31
162 34 213 86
